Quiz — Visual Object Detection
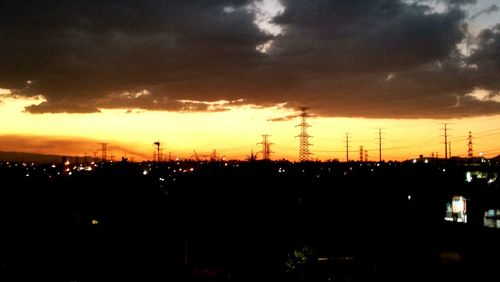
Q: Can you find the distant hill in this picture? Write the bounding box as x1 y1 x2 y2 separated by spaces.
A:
0 151 65 163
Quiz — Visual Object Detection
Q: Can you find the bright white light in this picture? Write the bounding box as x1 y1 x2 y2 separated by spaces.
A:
413 159 417 164
143 170 148 175
452 196 466 213
408 195 412 200
466 172 472 182
424 159 428 164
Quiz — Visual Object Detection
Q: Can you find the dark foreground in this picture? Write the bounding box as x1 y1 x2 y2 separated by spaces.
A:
0 159 499 281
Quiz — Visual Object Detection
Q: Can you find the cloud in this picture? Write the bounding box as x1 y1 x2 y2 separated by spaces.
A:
468 24 500 89
471 4 499 19
0 1 499 118
441 0 477 6
267 114 298 122
24 100 101 114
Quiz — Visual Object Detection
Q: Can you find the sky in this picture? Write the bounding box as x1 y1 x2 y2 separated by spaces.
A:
0 0 500 161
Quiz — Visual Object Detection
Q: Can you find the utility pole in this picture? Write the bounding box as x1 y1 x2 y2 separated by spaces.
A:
345 133 350 162
359 146 364 162
364 150 368 162
154 141 161 163
442 123 450 159
378 128 383 162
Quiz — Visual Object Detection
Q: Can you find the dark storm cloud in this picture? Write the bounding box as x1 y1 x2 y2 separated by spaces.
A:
441 0 477 6
0 0 267 112
272 0 466 73
0 0 499 118
468 24 500 90
264 0 500 118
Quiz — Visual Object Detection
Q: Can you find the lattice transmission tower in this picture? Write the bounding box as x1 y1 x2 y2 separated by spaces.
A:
467 131 473 158
296 107 312 161
258 134 273 160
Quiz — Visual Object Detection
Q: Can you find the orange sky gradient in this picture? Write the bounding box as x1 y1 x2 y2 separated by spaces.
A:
2 91 500 162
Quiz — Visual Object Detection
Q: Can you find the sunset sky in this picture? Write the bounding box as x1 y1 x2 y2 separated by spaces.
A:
1 0 500 161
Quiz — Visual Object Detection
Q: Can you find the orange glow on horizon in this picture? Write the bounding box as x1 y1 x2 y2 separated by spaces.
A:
1 94 500 162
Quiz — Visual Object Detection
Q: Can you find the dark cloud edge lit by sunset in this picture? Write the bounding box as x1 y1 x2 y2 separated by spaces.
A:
0 0 499 118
